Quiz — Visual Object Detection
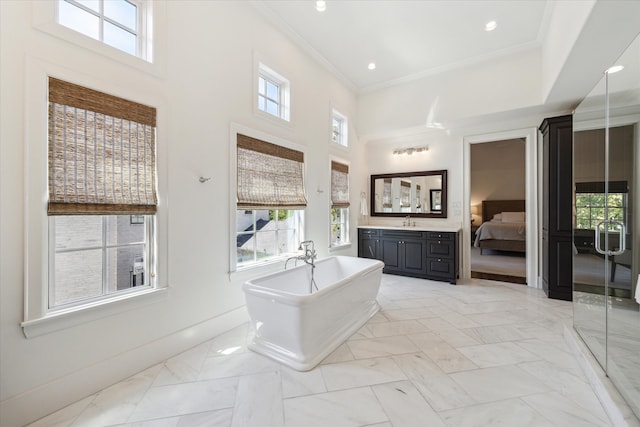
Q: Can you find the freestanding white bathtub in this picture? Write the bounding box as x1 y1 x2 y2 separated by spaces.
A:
243 255 384 371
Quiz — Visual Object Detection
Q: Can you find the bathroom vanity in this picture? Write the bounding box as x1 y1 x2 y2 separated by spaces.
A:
358 226 460 284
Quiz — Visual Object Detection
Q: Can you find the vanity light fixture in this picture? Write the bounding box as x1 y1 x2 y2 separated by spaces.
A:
485 20 497 31
315 1 326 12
393 145 428 156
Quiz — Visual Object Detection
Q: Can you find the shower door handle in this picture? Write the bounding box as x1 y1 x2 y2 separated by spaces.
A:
609 220 626 256
594 219 626 256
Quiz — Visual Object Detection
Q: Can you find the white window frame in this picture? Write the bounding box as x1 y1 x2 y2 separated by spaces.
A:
254 61 291 124
48 215 155 312
32 0 165 77
22 58 167 339
235 209 304 269
229 123 305 273
56 0 151 60
329 157 351 249
331 108 348 147
330 207 350 248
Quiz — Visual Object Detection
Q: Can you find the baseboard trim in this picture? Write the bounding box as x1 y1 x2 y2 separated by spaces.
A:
471 271 527 284
0 306 249 427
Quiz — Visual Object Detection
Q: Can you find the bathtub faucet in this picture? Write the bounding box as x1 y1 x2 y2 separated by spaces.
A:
298 240 317 266
284 240 317 270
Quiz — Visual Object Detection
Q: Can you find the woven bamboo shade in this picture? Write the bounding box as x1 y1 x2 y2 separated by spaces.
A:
331 161 349 208
237 133 307 210
48 77 157 215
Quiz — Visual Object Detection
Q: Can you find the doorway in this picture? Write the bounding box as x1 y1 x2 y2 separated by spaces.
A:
462 127 539 287
469 139 526 284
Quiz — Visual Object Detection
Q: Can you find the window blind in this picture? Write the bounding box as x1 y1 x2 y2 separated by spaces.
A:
331 161 349 208
48 77 157 215
237 133 307 210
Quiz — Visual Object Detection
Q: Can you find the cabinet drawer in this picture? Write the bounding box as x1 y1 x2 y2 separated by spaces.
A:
427 231 453 240
426 257 455 279
381 229 425 240
359 228 379 237
427 240 454 258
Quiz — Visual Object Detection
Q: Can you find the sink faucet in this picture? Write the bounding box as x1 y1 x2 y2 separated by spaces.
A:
403 215 411 226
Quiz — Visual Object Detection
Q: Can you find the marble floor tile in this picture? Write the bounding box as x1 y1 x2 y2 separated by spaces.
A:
73 365 163 426
283 387 388 427
346 335 420 359
430 326 481 348
280 365 327 398
371 380 446 427
518 360 608 419
27 395 95 427
128 377 238 422
450 365 550 403
320 342 356 364
463 323 529 344
407 332 478 373
393 353 477 411
457 341 540 368
198 351 280 380
522 391 612 426
320 356 407 391
231 371 283 427
439 398 555 427
154 343 210 387
381 307 437 321
366 319 429 337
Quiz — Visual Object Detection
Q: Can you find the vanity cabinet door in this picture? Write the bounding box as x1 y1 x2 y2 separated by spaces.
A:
402 239 427 275
358 229 380 259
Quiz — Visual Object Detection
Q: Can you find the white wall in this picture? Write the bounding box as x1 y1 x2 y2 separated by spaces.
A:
0 2 363 426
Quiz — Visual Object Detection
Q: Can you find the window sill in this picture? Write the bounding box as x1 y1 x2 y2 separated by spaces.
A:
329 242 352 252
21 287 168 338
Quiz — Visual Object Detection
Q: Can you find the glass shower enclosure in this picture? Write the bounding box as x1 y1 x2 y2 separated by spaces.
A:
573 34 640 419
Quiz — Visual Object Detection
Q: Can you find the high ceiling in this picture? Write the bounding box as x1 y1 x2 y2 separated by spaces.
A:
253 0 551 92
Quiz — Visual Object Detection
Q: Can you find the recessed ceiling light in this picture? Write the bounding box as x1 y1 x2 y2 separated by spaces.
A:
368 62 376 70
315 1 326 12
485 20 497 31
606 65 624 74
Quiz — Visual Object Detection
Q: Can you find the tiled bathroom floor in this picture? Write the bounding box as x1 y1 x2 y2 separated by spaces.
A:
29 275 614 427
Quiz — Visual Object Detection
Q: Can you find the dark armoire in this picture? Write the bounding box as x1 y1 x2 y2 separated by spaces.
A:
540 115 573 301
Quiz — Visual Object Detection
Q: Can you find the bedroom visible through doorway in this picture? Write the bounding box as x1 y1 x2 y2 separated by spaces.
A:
470 139 526 284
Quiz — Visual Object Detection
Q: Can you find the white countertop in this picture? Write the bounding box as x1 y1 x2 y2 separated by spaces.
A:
358 225 462 233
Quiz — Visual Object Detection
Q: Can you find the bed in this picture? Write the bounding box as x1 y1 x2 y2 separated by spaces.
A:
474 200 526 254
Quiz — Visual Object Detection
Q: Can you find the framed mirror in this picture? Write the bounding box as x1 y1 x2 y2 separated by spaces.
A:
370 170 447 218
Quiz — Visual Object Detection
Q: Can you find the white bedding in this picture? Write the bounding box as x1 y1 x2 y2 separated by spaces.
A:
474 221 526 247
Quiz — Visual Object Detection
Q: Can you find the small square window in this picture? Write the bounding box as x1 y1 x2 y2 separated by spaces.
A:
57 0 149 60
257 63 290 122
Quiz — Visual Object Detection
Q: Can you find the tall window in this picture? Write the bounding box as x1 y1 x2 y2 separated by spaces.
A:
330 160 349 247
48 77 157 310
257 63 290 122
332 109 348 147
57 0 150 59
575 181 628 230
236 134 306 268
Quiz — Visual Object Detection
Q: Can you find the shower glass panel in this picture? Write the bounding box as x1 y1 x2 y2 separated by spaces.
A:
573 34 640 419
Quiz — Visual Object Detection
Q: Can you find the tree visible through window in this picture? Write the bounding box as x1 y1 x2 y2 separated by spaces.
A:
575 193 625 230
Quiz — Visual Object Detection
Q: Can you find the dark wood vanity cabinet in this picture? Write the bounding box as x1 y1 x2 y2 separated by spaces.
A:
358 228 459 284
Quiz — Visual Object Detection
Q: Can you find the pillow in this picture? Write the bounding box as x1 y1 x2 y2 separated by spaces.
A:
501 211 525 223
492 213 503 222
